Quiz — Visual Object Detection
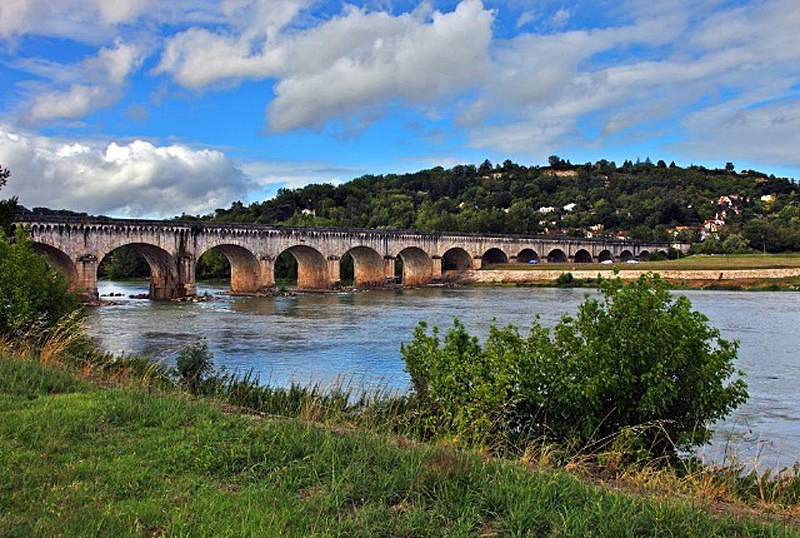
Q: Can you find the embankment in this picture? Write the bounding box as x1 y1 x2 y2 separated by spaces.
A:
460 267 800 285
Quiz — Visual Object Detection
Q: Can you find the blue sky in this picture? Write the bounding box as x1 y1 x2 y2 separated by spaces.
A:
1 0 799 218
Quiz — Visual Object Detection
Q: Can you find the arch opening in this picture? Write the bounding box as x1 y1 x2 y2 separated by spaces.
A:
31 242 78 287
442 247 472 272
638 250 651 261
342 246 384 288
619 250 634 262
396 247 432 285
99 243 182 300
198 244 262 293
547 248 567 263
482 247 508 265
598 250 613 262
574 249 592 264
275 245 329 290
517 248 539 264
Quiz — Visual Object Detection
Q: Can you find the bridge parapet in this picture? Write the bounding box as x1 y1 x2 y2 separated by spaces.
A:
14 216 689 300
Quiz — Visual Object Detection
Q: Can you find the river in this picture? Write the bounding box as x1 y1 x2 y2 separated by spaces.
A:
86 280 800 469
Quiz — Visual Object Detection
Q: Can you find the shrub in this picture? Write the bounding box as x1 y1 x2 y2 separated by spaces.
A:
175 339 215 392
402 274 748 457
556 272 574 286
0 229 81 338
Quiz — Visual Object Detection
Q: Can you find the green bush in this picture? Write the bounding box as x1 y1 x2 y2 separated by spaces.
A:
402 274 748 456
175 339 215 392
0 229 81 338
556 272 574 285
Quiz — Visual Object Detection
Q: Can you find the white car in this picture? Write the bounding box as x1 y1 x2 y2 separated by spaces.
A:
600 259 613 264
626 259 639 264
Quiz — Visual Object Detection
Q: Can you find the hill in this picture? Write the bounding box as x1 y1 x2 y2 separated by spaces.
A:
197 157 799 253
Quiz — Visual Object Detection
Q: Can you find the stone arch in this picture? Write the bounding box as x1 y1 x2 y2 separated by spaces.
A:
396 246 433 285
517 248 539 263
547 248 567 263
574 249 592 263
598 249 613 262
197 244 264 293
619 250 634 262
482 247 508 265
638 250 650 261
100 243 183 300
442 247 473 271
31 242 78 287
276 245 329 290
343 246 385 288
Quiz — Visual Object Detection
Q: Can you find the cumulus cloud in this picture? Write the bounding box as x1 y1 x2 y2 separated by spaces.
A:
0 127 253 217
156 0 494 133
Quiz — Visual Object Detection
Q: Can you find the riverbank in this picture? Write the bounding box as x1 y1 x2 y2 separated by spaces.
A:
459 254 800 290
2 355 798 536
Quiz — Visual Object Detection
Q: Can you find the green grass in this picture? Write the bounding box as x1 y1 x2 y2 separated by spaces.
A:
1 357 796 537
486 253 800 272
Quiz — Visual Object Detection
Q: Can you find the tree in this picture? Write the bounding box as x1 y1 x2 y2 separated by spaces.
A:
403 275 747 457
0 228 81 338
0 164 16 235
726 162 735 172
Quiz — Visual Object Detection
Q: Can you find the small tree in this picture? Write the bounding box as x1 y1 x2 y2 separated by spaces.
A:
403 275 748 456
0 229 80 338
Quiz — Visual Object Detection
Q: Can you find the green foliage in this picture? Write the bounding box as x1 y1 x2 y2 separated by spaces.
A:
0 229 81 338
196 249 230 280
403 275 748 456
174 339 215 392
97 246 150 279
556 272 574 285
202 159 799 247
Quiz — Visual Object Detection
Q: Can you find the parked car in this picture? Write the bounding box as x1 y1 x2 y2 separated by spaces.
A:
600 259 613 264
626 259 639 264
527 260 538 264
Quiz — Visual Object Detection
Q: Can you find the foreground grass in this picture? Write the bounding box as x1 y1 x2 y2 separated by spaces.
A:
487 253 800 272
1 357 797 537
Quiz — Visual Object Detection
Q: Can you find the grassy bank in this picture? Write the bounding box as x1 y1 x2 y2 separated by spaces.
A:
1 355 799 537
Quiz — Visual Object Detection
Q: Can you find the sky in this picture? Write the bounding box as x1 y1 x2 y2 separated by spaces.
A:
0 0 799 218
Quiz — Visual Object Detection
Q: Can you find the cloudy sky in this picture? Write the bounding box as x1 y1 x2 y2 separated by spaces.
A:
0 0 798 218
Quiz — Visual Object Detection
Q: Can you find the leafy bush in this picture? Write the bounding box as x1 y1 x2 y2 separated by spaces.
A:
402 274 748 456
175 339 215 392
556 272 574 285
0 229 81 338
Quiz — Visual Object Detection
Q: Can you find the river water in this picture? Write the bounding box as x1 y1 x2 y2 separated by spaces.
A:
87 280 800 469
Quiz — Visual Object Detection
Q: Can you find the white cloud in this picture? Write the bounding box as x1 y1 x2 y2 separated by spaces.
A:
267 0 494 133
0 127 253 217
466 0 800 162
22 41 146 123
0 0 150 41
156 0 494 133
677 99 800 168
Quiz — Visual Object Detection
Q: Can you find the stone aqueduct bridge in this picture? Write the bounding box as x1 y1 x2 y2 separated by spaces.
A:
15 216 688 301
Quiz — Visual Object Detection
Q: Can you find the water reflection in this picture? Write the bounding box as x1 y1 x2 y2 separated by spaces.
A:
87 280 800 469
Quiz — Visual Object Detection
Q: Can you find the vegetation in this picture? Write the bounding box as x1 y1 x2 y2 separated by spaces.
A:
0 229 80 338
403 275 748 457
191 158 799 250
0 164 15 235
1 355 796 537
